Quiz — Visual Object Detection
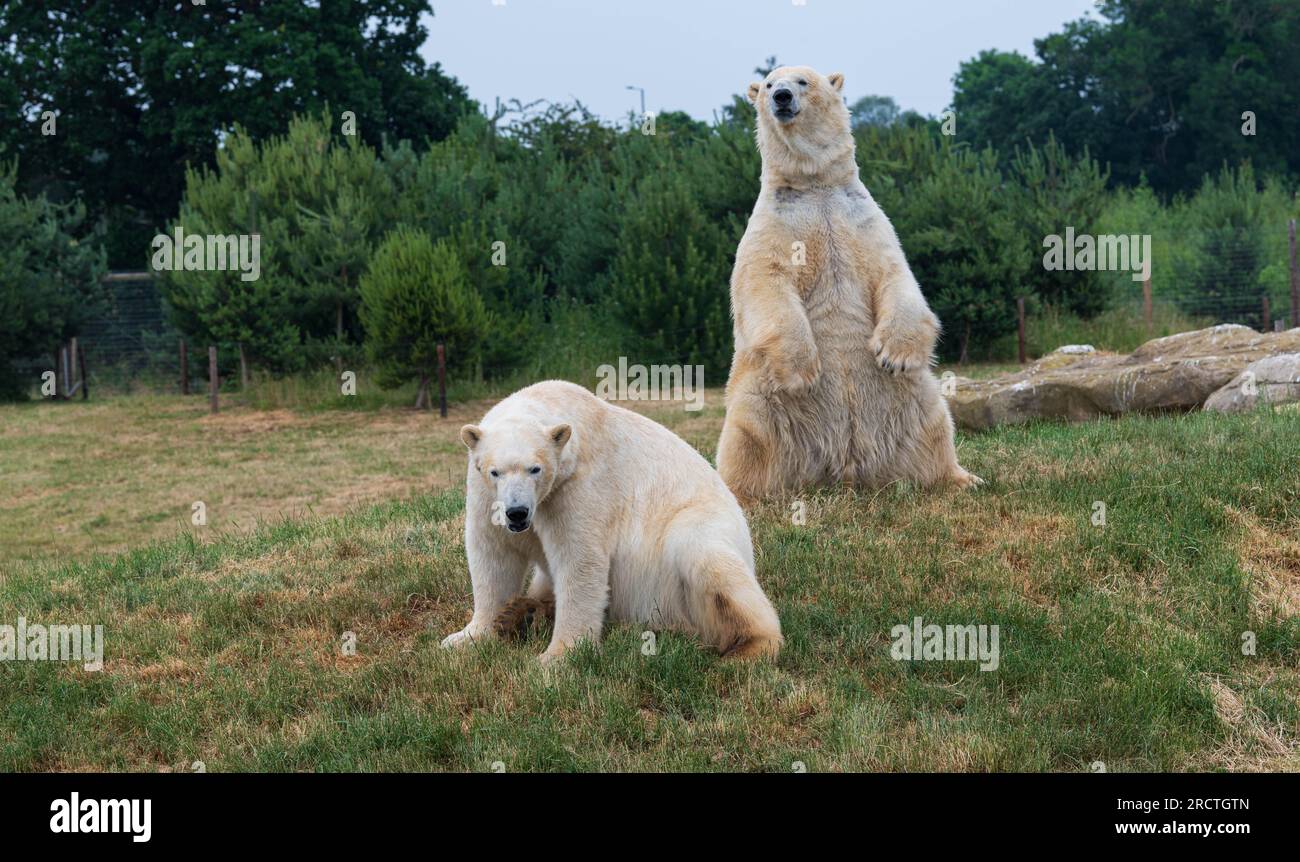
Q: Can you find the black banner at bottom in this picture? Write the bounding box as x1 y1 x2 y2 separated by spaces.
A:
2 773 1283 847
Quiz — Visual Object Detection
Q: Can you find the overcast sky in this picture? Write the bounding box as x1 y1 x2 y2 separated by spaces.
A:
422 0 1099 123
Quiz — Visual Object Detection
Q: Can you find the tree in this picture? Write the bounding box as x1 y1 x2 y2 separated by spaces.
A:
1008 136 1112 316
0 1 473 266
865 129 1028 362
609 171 733 374
160 112 395 373
359 228 489 408
848 95 901 129
0 163 106 400
952 1 1300 194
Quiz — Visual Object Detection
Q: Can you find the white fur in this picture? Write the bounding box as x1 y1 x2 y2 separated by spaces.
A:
443 381 782 664
718 66 978 498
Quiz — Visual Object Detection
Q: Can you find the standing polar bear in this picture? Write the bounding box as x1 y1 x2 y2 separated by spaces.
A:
717 66 979 500
443 381 782 665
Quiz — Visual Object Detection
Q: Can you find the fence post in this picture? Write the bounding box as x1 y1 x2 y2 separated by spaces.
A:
1262 295 1271 333
1016 297 1027 365
60 344 71 399
1142 275 1153 335
1289 219 1298 329
180 339 189 395
208 346 219 414
437 343 448 418
78 340 88 400
238 343 249 389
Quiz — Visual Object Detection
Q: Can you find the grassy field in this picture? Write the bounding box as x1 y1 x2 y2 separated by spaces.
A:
1 386 1297 771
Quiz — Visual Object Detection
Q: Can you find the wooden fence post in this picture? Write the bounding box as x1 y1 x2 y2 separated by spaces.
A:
60 344 71 399
1016 298 1027 365
1289 219 1298 329
78 340 88 400
180 339 189 395
238 343 249 389
208 346 219 414
1262 295 1271 333
437 343 448 418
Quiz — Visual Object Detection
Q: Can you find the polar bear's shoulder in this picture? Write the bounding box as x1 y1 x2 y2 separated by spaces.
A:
484 380 599 422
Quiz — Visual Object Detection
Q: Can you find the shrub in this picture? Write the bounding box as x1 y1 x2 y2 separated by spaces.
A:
359 227 488 408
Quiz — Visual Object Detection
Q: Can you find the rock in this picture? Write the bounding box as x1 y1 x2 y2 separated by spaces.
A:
946 325 1300 430
1203 353 1300 413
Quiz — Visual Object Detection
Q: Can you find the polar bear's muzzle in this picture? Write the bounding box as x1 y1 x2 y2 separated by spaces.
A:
772 87 799 122
505 505 531 532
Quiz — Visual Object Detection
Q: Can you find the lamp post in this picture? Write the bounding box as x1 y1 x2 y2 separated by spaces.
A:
625 85 645 116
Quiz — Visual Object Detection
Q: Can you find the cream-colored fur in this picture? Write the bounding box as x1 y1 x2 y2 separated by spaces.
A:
717 66 979 501
443 380 782 665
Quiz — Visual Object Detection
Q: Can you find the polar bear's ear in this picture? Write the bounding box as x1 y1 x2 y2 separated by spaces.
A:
827 72 845 92
460 424 483 450
747 82 761 105
547 424 572 449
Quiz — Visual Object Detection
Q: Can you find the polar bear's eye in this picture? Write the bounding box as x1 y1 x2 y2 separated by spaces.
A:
489 469 499 478
797 79 807 86
529 466 542 475
766 82 772 89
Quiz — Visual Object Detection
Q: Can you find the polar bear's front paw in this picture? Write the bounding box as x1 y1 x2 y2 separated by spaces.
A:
537 647 566 668
869 329 931 376
766 350 821 393
440 627 483 649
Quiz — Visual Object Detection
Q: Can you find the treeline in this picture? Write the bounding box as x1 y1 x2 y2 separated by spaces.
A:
954 0 1300 194
4 0 1300 400
3 96 1298 400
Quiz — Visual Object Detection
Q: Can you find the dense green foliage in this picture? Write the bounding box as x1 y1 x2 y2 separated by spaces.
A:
159 113 395 373
953 0 1300 194
0 0 473 266
0 165 106 400
6 3 1300 390
359 227 488 406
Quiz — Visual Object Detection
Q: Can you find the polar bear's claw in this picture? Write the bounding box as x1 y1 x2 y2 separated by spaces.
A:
440 628 476 649
493 596 555 640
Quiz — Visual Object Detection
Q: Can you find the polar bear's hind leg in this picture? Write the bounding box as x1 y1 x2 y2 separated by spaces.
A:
688 546 783 660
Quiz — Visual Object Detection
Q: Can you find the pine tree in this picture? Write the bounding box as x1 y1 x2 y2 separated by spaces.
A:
359 228 489 408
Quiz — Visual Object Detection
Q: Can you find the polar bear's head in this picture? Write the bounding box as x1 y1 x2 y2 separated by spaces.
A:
747 66 852 181
460 419 572 533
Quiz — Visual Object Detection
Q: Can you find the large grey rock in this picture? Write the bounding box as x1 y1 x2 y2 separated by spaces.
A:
1203 353 1300 413
946 324 1300 430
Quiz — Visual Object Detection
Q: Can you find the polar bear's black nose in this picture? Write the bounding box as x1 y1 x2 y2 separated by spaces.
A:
773 88 794 107
506 506 529 525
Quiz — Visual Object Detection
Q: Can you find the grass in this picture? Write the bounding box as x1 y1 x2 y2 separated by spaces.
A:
1023 301 1211 357
0 390 1297 772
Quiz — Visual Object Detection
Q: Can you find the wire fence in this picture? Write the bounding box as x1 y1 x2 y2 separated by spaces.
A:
15 220 1300 405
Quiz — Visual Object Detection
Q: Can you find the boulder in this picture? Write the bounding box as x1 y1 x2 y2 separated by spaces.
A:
946 325 1300 430
1203 352 1300 413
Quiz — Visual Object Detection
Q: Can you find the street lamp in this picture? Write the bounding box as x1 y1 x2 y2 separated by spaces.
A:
625 85 645 116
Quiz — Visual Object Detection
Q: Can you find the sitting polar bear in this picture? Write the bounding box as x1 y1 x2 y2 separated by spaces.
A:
442 380 782 665
717 65 979 501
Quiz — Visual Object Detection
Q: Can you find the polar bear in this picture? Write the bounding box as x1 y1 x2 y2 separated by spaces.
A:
716 65 979 501
442 380 782 665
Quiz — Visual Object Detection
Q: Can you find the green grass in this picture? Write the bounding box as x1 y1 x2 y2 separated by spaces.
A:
1007 301 1212 359
1 400 1296 772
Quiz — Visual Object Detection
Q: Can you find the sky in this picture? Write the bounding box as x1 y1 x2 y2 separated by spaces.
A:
422 0 1100 123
